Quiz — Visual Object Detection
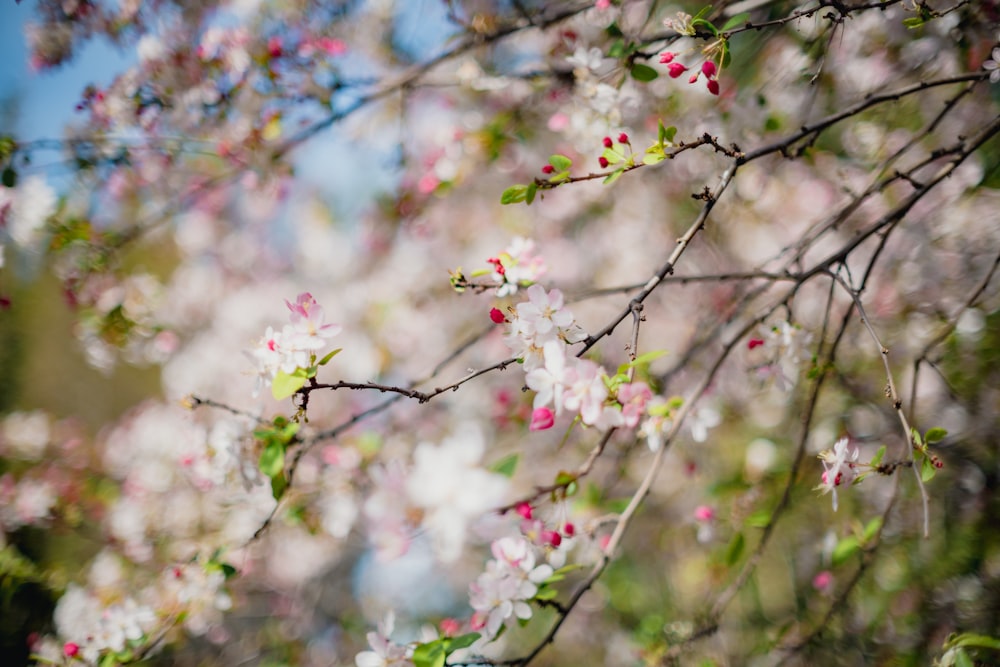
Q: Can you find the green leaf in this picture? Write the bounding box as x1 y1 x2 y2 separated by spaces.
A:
525 181 537 205
863 517 882 543
721 12 750 31
602 147 623 165
642 152 665 166
902 16 925 28
259 441 285 478
691 18 719 36
555 470 576 487
659 122 677 145
922 455 937 482
955 648 974 667
444 633 481 653
745 509 771 528
317 348 342 366
603 168 624 185
925 427 948 444
500 184 527 205
412 640 446 667
272 369 307 400
949 633 1000 650
490 453 519 478
630 63 659 82
832 535 860 566
725 532 745 566
1 167 16 188
549 154 572 171
534 586 559 600
693 5 713 21
870 445 886 467
627 350 668 368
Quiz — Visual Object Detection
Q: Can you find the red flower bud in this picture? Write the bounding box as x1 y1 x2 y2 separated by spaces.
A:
64 643 80 658
490 307 507 324
603 136 613 148
659 51 676 64
542 529 562 547
748 338 765 349
618 132 629 144
688 73 699 84
541 164 555 174
707 79 720 96
668 62 688 78
702 60 717 77
563 522 576 536
598 156 609 168
516 502 533 520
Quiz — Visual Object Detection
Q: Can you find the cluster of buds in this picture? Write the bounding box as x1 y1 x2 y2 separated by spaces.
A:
598 133 630 168
660 52 720 95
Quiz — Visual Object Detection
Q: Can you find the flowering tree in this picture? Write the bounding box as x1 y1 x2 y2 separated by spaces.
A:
2 0 1000 665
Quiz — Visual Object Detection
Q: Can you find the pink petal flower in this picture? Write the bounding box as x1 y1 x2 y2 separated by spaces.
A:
530 407 555 431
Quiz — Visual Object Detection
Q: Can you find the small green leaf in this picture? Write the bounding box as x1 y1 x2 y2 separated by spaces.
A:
725 532 745 566
870 445 886 467
272 369 307 400
317 348 342 366
691 18 719 36
555 470 576 486
259 441 285 478
745 509 771 528
925 427 948 444
643 152 666 165
534 586 559 600
603 168 625 185
922 455 937 482
602 147 623 165
659 122 677 145
693 5 713 21
630 63 659 82
949 633 1000 650
412 640 446 667
525 181 537 205
832 535 860 566
500 184 527 205
955 648 974 667
444 633 481 653
902 16 925 28
549 154 572 171
863 517 882 543
721 12 750 31
490 453 519 478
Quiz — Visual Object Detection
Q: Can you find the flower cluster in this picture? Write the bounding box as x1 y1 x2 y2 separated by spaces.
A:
747 320 814 391
469 536 554 639
247 292 341 397
816 438 859 511
54 585 157 664
486 237 547 297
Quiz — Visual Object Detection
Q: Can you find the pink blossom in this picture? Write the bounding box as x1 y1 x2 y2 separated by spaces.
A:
813 570 833 592
617 382 652 428
668 62 688 78
694 505 715 522
659 51 676 64
530 406 555 431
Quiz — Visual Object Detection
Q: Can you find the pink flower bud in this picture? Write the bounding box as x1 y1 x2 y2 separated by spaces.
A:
618 132 629 144
707 79 720 96
516 502 534 520
668 62 688 78
267 36 283 58
748 338 765 349
659 51 676 64
598 156 609 169
64 643 80 658
694 505 715 522
688 73 699 84
702 60 717 77
603 136 613 148
542 164 555 174
543 529 562 547
439 618 461 636
812 570 833 591
530 406 555 431
490 307 507 324
563 522 576 536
